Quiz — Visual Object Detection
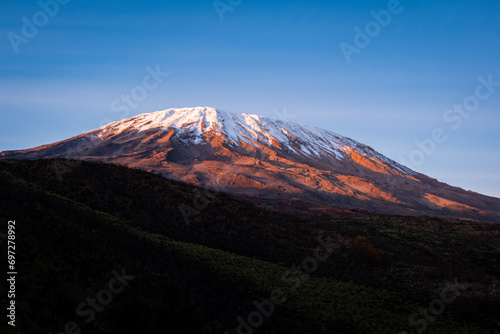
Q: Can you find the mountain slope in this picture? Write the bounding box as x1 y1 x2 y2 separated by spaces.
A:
0 164 341 334
1 106 499 222
1 159 499 333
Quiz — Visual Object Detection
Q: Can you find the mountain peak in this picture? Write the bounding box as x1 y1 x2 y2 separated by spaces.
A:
103 106 273 134
2 106 499 222
96 106 413 175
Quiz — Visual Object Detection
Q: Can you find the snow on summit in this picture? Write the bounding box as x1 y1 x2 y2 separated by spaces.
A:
96 106 412 174
3 106 500 223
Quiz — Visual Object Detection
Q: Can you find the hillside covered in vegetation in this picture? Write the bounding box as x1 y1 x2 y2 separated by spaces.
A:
0 159 498 333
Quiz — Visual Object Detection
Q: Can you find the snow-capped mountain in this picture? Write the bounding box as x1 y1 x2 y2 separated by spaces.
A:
96 106 412 173
2 107 500 222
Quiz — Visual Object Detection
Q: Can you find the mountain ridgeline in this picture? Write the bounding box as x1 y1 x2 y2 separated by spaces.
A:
1 107 499 222
0 159 499 333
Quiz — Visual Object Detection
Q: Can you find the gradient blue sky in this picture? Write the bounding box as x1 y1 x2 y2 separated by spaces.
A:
1 0 499 198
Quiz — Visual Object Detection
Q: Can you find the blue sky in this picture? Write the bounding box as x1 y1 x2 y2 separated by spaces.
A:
1 0 499 198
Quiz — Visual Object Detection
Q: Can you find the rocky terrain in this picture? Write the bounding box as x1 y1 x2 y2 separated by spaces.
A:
2 107 499 222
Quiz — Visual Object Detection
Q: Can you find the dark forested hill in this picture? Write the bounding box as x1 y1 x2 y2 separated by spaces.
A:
0 159 498 333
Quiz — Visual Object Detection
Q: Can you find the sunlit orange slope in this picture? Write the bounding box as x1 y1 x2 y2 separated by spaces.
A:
1 107 499 222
